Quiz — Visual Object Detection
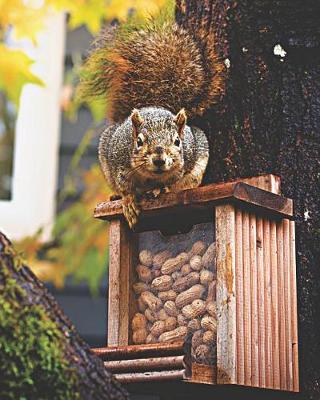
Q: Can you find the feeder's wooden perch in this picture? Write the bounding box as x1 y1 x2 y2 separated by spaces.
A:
93 342 188 384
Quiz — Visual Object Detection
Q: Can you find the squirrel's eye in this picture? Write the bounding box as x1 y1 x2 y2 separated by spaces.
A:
174 137 181 147
137 136 143 148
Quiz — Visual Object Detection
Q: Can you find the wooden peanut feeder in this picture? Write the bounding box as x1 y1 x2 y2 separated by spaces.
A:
93 175 299 392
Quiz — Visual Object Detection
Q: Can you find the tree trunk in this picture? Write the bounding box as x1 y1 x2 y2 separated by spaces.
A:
0 232 128 400
176 1 320 399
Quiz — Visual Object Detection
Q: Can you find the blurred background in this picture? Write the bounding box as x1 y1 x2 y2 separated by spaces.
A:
0 0 169 347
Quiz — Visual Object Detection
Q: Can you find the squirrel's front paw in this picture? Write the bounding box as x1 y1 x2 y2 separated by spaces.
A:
122 194 140 228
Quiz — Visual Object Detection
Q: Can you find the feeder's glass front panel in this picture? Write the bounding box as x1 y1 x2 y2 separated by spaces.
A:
131 222 217 366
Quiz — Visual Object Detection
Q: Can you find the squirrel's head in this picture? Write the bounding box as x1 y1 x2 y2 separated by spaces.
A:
130 107 186 180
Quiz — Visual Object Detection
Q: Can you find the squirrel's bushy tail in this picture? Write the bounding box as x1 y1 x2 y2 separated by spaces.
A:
79 19 225 123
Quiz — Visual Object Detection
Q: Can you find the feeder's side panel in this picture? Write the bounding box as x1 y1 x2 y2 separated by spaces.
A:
216 204 237 384
233 211 299 391
108 219 135 346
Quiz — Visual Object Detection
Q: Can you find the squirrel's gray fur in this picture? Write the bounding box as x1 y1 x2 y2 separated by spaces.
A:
99 107 208 193
98 107 209 227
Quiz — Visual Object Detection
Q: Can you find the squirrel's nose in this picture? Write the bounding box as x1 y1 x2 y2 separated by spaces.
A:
153 158 165 167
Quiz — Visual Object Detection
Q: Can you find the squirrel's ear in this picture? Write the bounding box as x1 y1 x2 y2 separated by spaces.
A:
174 108 187 137
131 109 144 137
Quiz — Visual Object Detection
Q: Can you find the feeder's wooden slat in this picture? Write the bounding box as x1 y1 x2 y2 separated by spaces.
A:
270 221 280 389
242 211 252 386
108 220 131 346
104 356 185 373
263 220 273 389
283 219 293 391
256 217 266 388
107 221 120 345
114 369 185 383
249 214 259 386
277 221 287 390
216 204 236 384
94 181 292 220
290 221 299 392
92 342 184 361
235 210 245 385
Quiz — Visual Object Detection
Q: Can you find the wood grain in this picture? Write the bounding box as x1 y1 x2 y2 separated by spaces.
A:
290 221 299 392
216 204 237 384
242 211 252 386
113 369 185 383
263 219 273 389
283 219 293 391
270 221 280 389
221 174 281 194
235 210 245 385
191 363 217 384
256 218 266 388
249 214 259 386
104 356 184 372
277 222 287 390
92 342 185 361
108 220 133 346
233 184 292 218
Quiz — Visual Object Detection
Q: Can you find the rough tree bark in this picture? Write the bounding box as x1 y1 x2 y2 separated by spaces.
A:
0 232 128 400
176 1 320 399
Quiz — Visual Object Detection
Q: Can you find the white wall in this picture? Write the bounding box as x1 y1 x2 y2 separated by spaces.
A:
0 13 66 240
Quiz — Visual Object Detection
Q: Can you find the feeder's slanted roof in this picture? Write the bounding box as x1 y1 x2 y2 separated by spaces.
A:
94 180 293 221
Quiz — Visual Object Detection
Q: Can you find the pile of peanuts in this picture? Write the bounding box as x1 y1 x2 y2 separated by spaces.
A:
131 239 217 365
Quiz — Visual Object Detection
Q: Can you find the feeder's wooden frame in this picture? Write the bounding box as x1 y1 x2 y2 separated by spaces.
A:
93 174 299 392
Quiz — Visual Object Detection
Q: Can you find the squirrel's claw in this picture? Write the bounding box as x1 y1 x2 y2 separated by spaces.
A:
151 188 162 198
122 195 140 228
110 194 122 201
142 186 170 200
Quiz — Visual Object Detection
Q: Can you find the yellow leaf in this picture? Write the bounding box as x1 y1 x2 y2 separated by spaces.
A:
0 0 48 42
67 0 107 34
29 260 67 288
0 45 44 106
104 0 167 22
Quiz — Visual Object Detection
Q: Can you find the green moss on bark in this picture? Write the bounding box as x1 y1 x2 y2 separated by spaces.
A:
0 258 79 400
